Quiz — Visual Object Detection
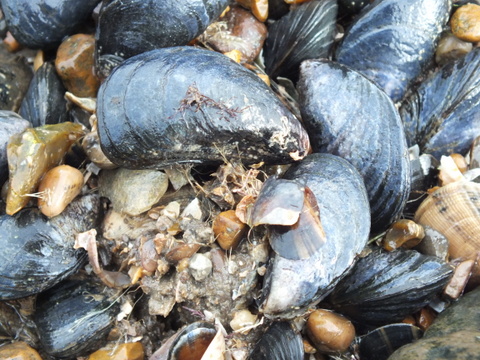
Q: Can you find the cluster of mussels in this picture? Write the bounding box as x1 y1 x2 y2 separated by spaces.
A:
1 0 480 359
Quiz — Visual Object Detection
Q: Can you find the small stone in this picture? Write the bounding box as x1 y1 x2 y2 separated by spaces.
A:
55 34 100 97
188 253 213 281
451 4 480 42
230 309 257 331
382 219 425 251
415 307 436 331
306 309 356 354
213 210 248 250
435 32 472 66
0 341 43 360
98 168 169 216
413 226 449 262
87 342 144 360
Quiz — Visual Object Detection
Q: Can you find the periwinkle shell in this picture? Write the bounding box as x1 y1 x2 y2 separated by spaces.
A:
400 48 480 158
95 0 229 77
0 0 100 49
259 154 370 318
249 322 304 360
336 0 451 102
0 194 100 300
329 248 453 326
297 59 410 232
34 279 120 358
263 0 337 80
97 47 310 169
19 62 68 127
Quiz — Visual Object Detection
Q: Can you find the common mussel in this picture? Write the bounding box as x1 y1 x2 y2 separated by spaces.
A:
0 1 478 359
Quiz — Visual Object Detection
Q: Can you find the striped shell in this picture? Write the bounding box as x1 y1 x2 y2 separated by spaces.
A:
414 181 480 283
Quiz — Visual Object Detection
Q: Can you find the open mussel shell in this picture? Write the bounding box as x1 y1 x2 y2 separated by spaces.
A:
249 321 304 360
297 59 410 233
336 0 451 102
1 0 100 49
34 278 120 358
0 110 30 184
329 248 453 327
263 0 337 81
0 194 100 300
97 46 310 169
359 324 423 360
400 48 480 158
19 62 68 127
95 0 229 77
259 154 370 318
414 180 480 283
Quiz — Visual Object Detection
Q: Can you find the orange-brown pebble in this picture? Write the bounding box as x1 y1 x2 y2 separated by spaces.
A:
33 50 45 72
236 0 268 22
213 210 248 250
306 309 356 354
451 4 480 42
415 307 436 332
224 49 243 63
0 341 43 360
55 34 100 97
87 342 144 360
303 338 317 354
3 31 22 52
382 219 425 251
450 153 468 173
402 315 417 326
37 165 84 217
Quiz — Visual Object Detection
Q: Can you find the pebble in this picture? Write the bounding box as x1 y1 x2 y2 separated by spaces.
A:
0 341 43 360
382 219 425 251
87 342 144 360
98 168 168 216
188 253 213 281
213 210 248 250
55 34 100 97
435 32 472 65
389 286 480 360
306 309 355 354
451 4 480 42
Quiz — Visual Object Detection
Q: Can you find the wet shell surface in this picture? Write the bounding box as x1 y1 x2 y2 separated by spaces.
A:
336 0 451 102
97 46 310 169
0 194 100 300
414 181 480 281
329 248 453 326
259 153 370 318
297 59 410 232
400 48 480 158
263 0 337 80
95 0 229 77
0 0 100 49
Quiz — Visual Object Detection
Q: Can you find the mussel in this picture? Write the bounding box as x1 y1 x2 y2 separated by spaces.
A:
259 153 370 318
297 59 410 232
19 62 68 127
34 278 120 358
336 0 451 102
95 0 229 77
97 46 310 169
329 248 453 327
0 194 100 300
249 321 304 360
0 0 100 49
400 48 480 158
0 52 33 112
263 0 337 81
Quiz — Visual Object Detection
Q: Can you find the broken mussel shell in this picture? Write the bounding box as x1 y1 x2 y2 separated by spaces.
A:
329 248 454 327
0 194 100 300
414 180 480 284
249 321 304 360
34 278 120 358
297 59 410 233
150 321 223 360
95 0 229 77
401 48 480 158
97 46 310 169
0 0 100 49
259 154 370 318
336 0 451 102
359 324 423 360
263 0 337 81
